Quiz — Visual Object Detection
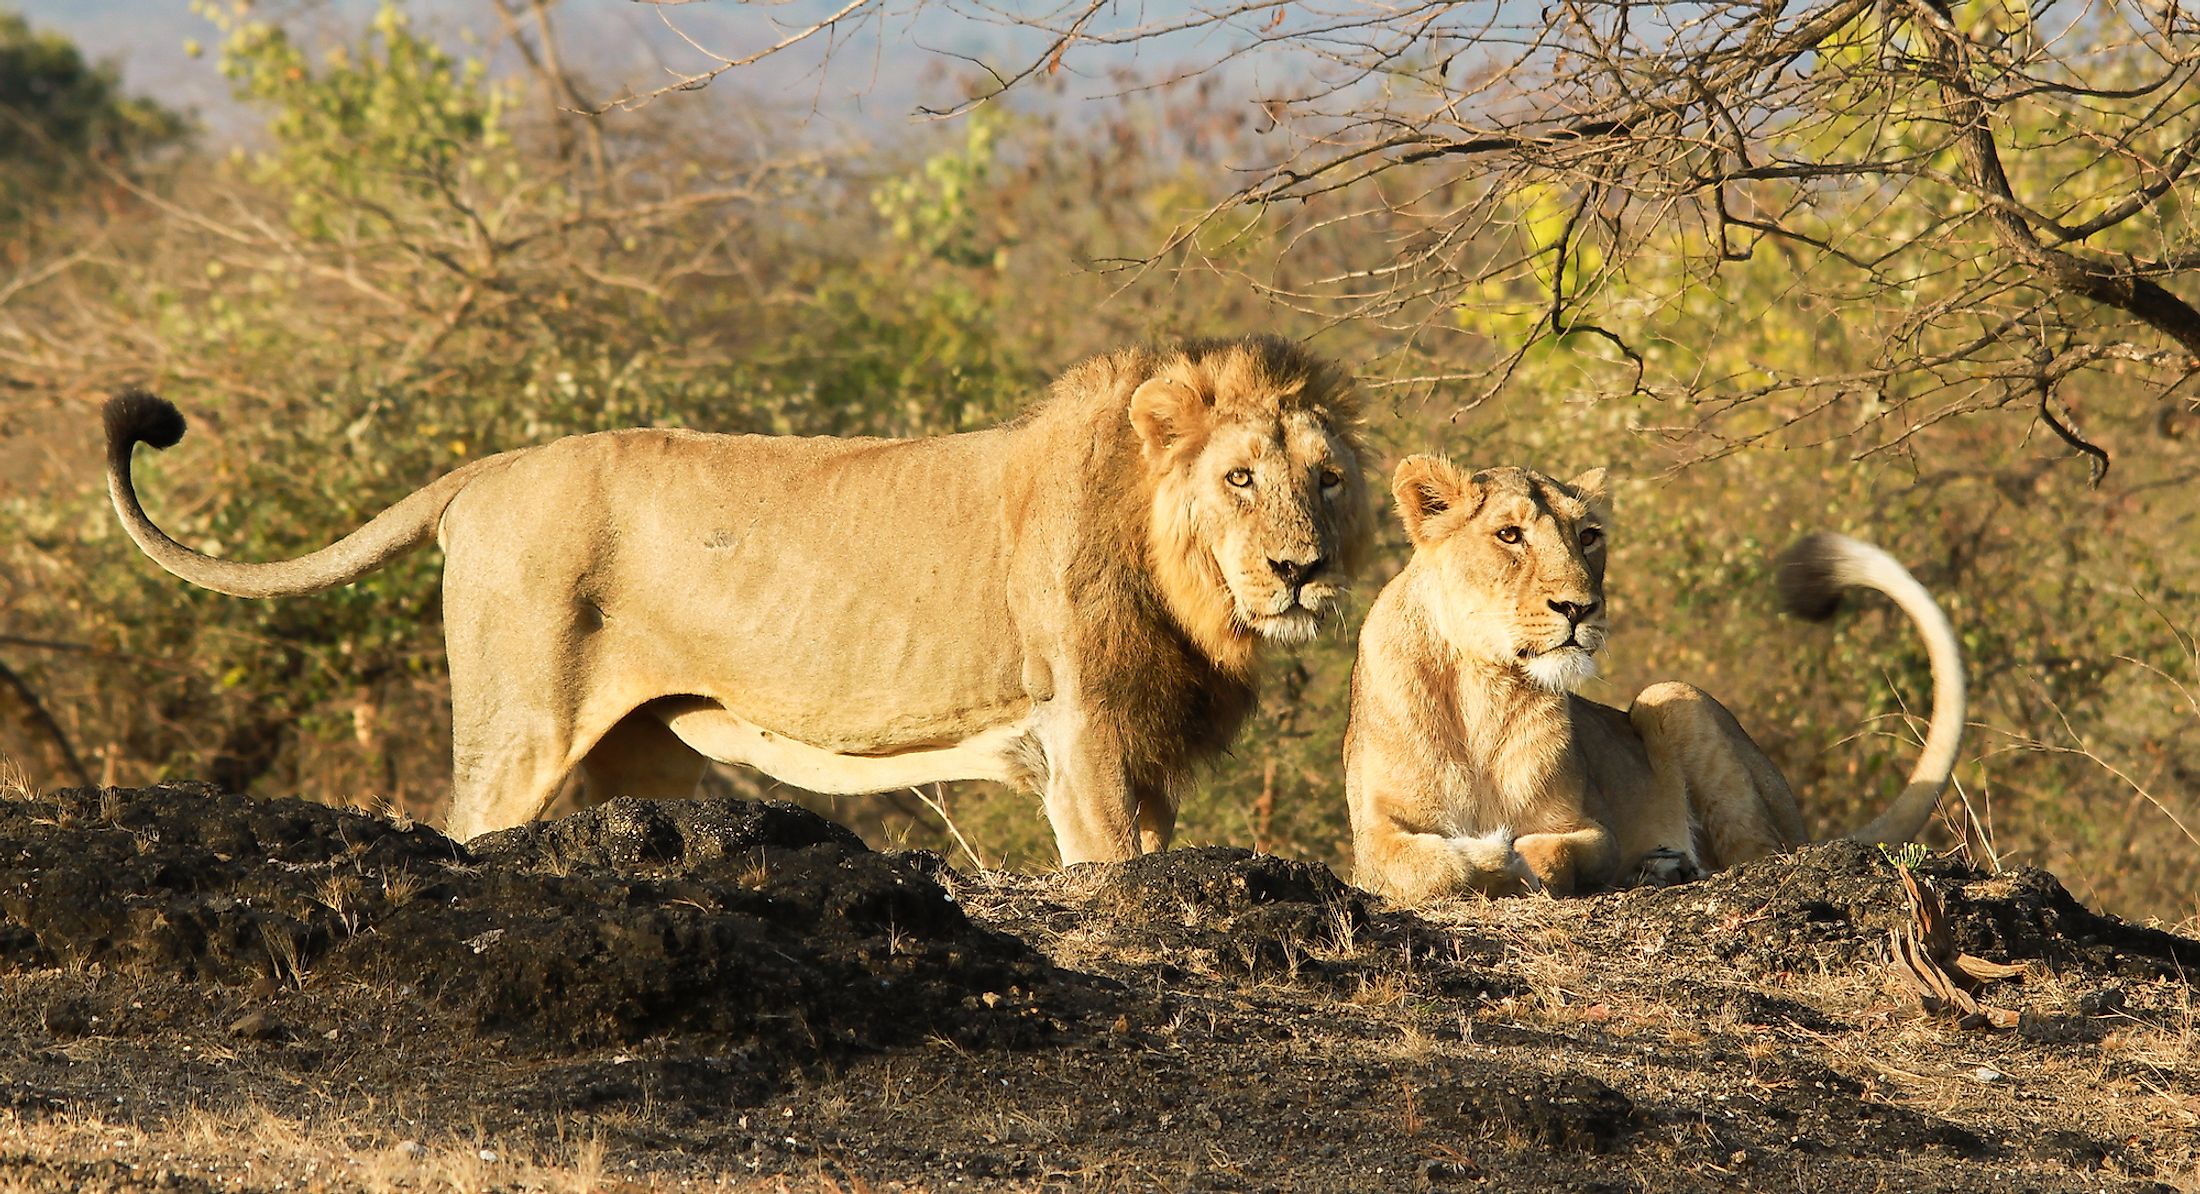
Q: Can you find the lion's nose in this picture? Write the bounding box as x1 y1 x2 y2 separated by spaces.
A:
1269 555 1326 587
1548 599 1599 624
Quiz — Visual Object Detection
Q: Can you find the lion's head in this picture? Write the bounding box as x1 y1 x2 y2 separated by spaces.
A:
1391 457 1610 692
1124 337 1374 669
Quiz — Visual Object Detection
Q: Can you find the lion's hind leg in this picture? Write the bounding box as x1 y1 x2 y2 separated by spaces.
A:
441 637 577 841
444 702 576 842
1629 682 1805 871
439 560 650 840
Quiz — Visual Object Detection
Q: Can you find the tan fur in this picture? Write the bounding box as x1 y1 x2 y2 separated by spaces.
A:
1344 459 1967 903
103 338 1373 863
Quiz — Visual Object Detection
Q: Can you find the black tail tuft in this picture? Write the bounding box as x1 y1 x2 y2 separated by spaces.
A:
1776 531 1850 623
104 389 187 453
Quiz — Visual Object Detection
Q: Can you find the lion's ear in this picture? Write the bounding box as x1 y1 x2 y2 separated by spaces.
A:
1129 377 1209 464
1566 467 1611 512
1566 467 1610 505
1392 454 1474 548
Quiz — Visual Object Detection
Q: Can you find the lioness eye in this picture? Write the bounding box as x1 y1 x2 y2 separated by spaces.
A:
1579 527 1603 549
1495 526 1524 545
1225 468 1253 488
1319 468 1344 491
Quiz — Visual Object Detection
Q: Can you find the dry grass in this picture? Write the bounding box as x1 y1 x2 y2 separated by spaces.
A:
0 1104 607 1192
0 756 36 802
0 1102 997 1192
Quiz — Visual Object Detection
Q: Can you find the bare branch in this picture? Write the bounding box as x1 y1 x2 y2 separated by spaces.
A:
1911 0 2200 361
593 0 878 114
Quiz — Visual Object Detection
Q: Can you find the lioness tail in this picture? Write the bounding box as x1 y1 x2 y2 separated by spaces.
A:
103 390 496 599
1777 531 1967 846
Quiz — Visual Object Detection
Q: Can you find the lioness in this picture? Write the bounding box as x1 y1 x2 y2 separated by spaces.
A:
1344 458 1964 902
104 337 1373 863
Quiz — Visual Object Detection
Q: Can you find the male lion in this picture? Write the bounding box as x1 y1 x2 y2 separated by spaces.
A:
103 337 1373 863
1344 458 1965 903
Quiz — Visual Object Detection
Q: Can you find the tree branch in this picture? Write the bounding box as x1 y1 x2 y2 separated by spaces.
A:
1913 0 2200 362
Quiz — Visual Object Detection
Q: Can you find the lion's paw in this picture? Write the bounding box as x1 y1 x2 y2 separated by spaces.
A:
1505 845 1544 896
1633 846 1701 888
1446 828 1538 897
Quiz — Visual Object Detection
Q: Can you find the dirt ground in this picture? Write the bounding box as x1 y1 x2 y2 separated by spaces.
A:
0 783 2192 1192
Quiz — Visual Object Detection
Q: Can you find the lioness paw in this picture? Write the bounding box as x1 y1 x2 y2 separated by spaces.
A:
1447 828 1537 897
1512 833 1581 897
1506 847 1543 895
1633 847 1701 888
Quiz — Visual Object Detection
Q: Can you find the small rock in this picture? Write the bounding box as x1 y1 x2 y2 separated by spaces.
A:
395 1140 426 1160
227 1010 286 1042
477 1148 499 1164
1423 1158 1476 1184
39 1001 91 1036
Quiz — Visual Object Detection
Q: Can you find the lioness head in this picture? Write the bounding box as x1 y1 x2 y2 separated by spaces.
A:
1127 337 1373 662
1391 457 1610 692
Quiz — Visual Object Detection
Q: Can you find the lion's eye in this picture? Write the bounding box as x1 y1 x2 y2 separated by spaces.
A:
1579 527 1603 549
1225 468 1254 488
1319 468 1344 491
1495 526 1524 545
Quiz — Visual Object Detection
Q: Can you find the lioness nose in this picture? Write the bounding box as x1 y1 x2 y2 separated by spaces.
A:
1549 599 1598 623
1269 556 1325 586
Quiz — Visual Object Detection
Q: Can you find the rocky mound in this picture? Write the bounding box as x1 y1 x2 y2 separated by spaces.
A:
0 786 2192 1190
1608 839 2200 981
0 785 1062 1059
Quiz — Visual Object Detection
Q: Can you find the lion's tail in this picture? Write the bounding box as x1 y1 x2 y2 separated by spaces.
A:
104 390 499 599
1776 531 1967 846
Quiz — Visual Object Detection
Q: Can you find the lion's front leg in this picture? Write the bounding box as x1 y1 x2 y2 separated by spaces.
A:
1039 727 1144 865
1135 783 1176 855
1351 818 1536 902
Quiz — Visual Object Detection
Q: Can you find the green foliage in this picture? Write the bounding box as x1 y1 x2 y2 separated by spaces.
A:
202 1 516 241
872 108 1004 270
1878 841 1930 871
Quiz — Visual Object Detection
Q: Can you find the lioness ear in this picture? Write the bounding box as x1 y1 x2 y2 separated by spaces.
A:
1566 467 1611 509
1392 454 1474 548
1129 377 1209 464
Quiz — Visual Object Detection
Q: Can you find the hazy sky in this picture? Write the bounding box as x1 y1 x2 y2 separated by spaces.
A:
10 1 1282 142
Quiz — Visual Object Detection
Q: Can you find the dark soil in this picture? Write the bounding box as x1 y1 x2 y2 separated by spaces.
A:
0 786 2193 1192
